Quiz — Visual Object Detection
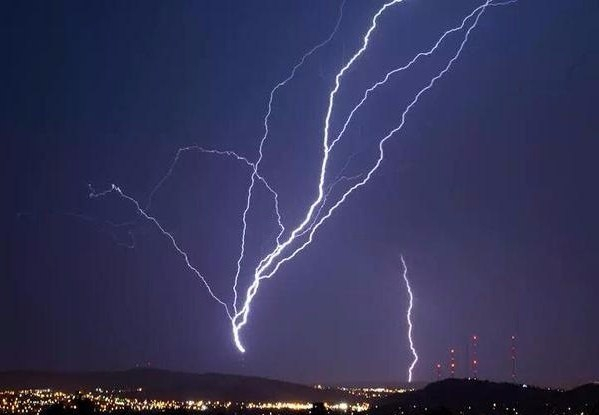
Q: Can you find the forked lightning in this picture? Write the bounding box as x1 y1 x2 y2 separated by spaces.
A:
91 0 516 353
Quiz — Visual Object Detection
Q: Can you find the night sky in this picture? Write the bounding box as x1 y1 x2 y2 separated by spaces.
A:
2 0 598 387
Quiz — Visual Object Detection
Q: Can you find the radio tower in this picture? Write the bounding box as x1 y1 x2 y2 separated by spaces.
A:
435 363 442 381
471 335 479 379
449 348 456 378
511 335 517 383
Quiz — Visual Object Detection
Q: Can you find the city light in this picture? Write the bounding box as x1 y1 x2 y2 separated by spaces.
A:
0 389 369 415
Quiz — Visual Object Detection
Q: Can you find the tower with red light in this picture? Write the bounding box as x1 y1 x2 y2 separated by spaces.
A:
511 335 517 382
449 348 456 378
471 335 479 379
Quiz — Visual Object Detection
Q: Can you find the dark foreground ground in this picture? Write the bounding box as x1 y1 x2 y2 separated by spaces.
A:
371 379 599 415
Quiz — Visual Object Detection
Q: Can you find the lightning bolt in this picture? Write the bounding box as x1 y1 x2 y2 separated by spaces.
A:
400 255 417 383
231 0 516 352
90 0 516 353
231 0 413 352
231 0 346 315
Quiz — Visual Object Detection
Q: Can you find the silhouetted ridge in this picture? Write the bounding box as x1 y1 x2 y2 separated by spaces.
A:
372 379 599 415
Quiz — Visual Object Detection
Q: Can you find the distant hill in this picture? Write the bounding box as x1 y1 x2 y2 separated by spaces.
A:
0 368 352 403
371 378 599 415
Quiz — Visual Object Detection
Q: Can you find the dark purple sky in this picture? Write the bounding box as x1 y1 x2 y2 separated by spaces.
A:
2 0 598 387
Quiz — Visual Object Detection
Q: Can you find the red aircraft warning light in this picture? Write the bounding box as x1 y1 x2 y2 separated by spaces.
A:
471 334 479 379
449 348 456 378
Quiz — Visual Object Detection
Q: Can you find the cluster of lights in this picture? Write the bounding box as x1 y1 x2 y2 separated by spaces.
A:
0 389 219 414
337 387 410 399
0 389 369 414
244 401 367 412
245 402 312 411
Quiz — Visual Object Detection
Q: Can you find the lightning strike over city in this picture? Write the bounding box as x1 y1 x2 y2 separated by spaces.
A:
6 0 599 407
400 255 418 383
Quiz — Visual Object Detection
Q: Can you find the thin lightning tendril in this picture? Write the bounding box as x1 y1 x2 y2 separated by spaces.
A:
90 0 516 353
89 184 233 318
400 255 417 383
